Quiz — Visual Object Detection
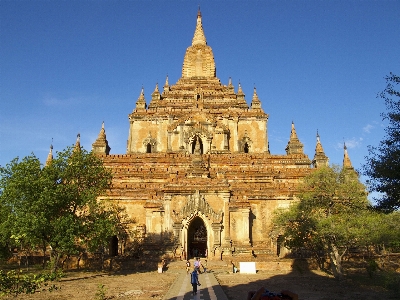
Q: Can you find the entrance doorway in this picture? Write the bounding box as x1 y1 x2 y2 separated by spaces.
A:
109 235 118 256
188 217 207 258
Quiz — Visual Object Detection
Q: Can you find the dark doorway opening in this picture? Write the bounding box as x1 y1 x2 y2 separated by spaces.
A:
188 217 207 258
110 235 118 256
244 142 249 153
277 235 283 257
146 143 152 153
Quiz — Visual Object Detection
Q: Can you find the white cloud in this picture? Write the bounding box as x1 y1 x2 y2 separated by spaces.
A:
337 137 363 150
363 124 374 134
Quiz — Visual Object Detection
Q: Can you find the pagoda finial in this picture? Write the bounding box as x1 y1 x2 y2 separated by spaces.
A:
74 133 81 153
251 86 262 110
237 81 243 94
312 130 329 168
285 122 304 154
135 86 147 110
192 7 207 46
290 122 298 139
163 75 170 93
92 122 111 155
343 142 353 170
98 121 106 139
150 82 161 104
45 140 53 166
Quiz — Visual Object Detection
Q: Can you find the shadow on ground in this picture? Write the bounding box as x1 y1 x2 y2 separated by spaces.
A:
213 259 399 300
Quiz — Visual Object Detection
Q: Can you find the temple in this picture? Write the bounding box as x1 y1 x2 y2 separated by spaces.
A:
85 10 351 259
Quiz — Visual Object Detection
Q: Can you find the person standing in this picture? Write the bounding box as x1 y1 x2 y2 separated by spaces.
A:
194 257 200 272
202 259 208 273
186 260 191 274
190 269 200 295
198 257 202 274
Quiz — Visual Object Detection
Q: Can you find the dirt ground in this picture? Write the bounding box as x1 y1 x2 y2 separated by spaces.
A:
5 262 399 300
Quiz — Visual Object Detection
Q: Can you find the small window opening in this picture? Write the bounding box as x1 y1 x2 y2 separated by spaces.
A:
244 143 249 153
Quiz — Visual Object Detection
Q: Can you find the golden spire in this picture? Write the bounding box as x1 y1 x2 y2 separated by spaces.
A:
192 8 207 46
74 133 81 153
343 143 353 170
285 122 304 154
45 142 53 166
135 86 146 110
151 83 161 102
312 130 329 168
315 131 324 153
237 82 244 95
181 10 215 78
290 122 298 139
163 75 170 93
251 86 262 110
92 122 111 155
98 121 106 140
153 83 159 93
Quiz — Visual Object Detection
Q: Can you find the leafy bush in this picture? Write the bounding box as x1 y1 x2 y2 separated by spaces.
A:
0 269 63 296
366 259 379 278
94 283 107 300
382 270 400 295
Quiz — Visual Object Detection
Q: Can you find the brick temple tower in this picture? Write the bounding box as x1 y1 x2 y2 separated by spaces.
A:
90 10 343 259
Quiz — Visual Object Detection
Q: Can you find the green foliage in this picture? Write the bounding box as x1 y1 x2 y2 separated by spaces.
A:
381 270 400 294
273 165 372 278
0 269 63 296
364 72 400 212
366 259 379 278
0 146 133 271
94 283 107 300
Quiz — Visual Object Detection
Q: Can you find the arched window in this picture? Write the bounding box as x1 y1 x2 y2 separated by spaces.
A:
191 136 203 154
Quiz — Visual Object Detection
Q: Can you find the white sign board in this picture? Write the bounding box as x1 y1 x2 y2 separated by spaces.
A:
239 262 256 274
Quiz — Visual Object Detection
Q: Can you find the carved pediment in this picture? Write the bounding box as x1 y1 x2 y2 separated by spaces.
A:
175 190 222 223
143 132 157 147
238 130 252 153
167 112 228 133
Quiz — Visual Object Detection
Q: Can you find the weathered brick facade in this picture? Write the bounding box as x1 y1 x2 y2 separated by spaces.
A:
90 10 333 259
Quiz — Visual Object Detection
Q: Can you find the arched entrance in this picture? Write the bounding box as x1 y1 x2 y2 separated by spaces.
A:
187 216 207 258
146 143 152 153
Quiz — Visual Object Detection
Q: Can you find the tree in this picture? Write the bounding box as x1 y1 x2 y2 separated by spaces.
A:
273 165 371 279
0 146 131 271
364 73 400 212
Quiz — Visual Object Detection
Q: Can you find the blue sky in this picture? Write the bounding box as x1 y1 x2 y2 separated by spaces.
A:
1 1 399 198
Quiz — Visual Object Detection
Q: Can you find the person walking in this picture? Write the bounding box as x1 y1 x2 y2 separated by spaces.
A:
190 269 200 295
